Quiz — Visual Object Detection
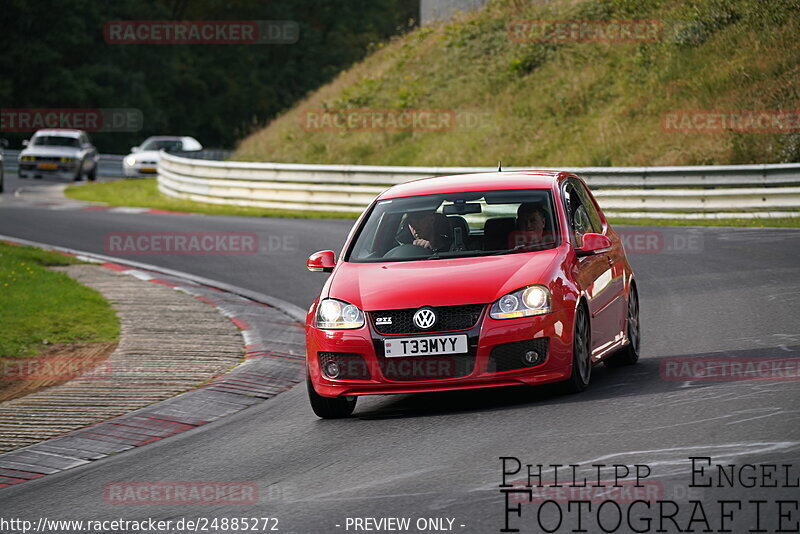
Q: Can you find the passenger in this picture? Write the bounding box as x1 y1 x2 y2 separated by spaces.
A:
512 203 548 248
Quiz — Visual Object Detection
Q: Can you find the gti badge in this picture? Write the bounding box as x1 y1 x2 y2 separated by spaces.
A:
376 317 393 325
413 307 436 329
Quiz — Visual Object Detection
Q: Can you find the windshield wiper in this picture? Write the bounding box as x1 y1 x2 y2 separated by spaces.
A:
489 243 553 256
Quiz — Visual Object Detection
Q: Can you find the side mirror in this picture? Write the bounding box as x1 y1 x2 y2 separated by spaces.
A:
307 250 336 273
577 233 612 256
0 139 8 148
22 139 29 147
131 146 139 153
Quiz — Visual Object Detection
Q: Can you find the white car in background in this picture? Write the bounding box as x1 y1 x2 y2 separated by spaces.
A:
123 136 202 178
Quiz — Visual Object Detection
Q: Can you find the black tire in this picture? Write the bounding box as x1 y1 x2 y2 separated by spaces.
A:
307 378 356 419
563 304 592 393
605 286 640 367
0 167 4 193
87 162 97 182
74 162 84 181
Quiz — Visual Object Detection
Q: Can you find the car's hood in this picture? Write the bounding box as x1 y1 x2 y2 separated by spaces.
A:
328 249 563 311
128 150 162 162
20 146 81 158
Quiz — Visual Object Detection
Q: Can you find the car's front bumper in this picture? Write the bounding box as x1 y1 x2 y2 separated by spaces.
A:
123 163 159 177
306 307 574 397
18 161 80 179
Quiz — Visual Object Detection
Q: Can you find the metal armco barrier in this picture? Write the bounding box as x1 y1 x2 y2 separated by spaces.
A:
157 152 800 218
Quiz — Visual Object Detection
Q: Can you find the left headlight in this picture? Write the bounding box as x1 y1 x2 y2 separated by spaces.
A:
60 157 74 163
315 298 365 329
124 155 137 166
490 285 551 319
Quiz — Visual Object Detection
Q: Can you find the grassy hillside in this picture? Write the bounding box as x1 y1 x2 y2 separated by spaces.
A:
234 0 800 167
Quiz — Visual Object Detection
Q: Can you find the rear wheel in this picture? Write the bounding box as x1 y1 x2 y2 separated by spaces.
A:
563 304 592 393
307 378 356 419
605 286 640 367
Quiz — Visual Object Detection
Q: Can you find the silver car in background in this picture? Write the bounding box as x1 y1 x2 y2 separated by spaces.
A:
18 129 99 182
123 136 202 178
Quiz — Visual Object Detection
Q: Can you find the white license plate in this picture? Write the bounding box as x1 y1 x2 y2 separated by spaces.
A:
384 335 468 358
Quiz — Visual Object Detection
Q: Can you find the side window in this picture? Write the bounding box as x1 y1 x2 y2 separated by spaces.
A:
573 180 603 233
564 184 593 240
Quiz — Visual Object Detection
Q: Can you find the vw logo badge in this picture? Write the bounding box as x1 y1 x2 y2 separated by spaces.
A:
413 307 437 330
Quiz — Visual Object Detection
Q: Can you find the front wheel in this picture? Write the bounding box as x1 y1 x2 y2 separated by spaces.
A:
307 378 356 419
87 163 97 182
563 304 592 393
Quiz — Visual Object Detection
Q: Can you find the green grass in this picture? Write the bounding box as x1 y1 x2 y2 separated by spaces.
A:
65 179 359 219
234 0 800 167
0 243 120 358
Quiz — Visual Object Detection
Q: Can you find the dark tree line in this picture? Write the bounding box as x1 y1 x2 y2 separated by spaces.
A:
0 0 418 153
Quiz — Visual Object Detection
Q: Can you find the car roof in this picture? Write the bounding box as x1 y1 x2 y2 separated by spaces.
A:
33 129 84 137
144 136 192 141
377 171 568 200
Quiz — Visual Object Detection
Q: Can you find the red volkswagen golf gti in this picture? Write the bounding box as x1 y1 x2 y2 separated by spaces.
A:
305 171 640 418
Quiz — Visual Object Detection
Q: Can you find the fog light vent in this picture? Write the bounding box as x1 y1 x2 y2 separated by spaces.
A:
318 352 371 380
488 338 549 373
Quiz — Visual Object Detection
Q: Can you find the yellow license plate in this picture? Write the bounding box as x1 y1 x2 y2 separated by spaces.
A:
140 167 157 174
38 162 58 170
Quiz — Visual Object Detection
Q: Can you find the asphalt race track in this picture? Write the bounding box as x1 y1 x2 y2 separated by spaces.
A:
1 174 799 533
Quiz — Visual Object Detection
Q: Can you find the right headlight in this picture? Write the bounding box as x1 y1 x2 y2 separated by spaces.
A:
490 285 551 319
315 298 365 329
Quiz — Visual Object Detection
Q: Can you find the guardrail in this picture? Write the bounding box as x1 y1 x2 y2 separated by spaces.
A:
158 152 800 218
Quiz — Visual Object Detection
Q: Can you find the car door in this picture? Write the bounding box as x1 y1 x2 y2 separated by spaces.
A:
563 179 621 355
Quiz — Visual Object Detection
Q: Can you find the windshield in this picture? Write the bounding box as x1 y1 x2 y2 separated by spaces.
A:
140 139 183 151
32 136 79 148
347 189 559 262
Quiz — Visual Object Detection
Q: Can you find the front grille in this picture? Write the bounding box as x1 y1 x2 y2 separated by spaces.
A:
318 352 371 380
488 338 549 373
370 304 485 335
32 156 60 163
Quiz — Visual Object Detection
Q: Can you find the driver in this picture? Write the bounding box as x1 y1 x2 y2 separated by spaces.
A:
407 211 437 250
406 210 451 251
